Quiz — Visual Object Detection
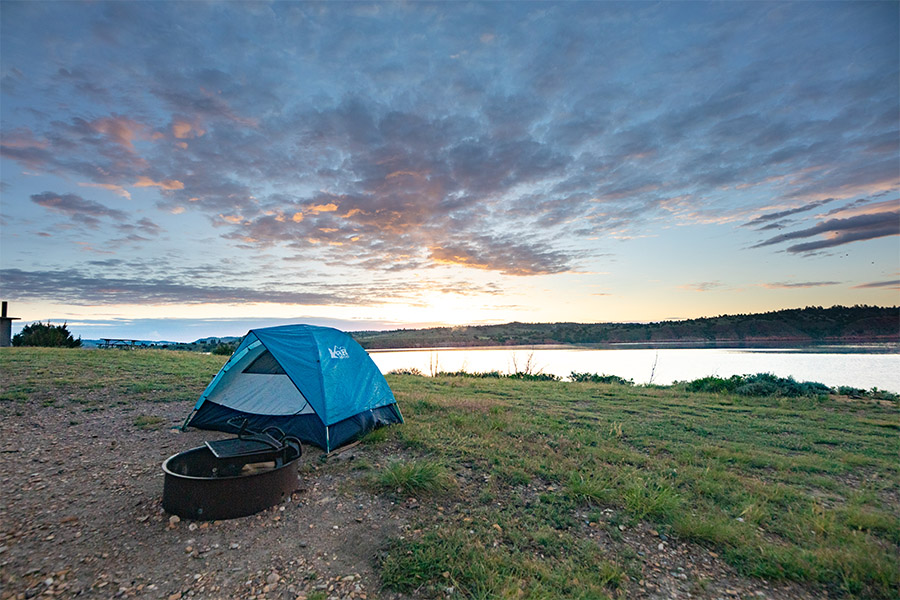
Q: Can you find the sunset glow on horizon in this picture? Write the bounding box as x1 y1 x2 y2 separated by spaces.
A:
1 2 898 342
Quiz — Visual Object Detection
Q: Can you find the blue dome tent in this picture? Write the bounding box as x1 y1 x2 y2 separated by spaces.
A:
183 324 402 452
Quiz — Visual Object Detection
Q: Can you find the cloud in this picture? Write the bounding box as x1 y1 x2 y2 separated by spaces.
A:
89 115 148 150
78 182 132 199
852 280 900 289
742 199 835 229
1 117 150 181
825 198 899 219
680 281 725 292
134 176 184 191
0 268 354 306
755 220 792 232
752 209 900 254
31 191 127 228
0 266 506 309
1 1 897 285
761 281 841 289
113 217 162 242
428 235 572 276
29 192 164 241
307 203 338 214
0 127 48 151
171 119 205 139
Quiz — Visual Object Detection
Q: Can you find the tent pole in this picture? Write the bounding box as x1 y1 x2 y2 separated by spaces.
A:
180 410 196 431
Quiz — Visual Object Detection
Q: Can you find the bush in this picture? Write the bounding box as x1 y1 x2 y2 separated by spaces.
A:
12 322 81 348
506 371 560 381
838 385 865 397
684 375 743 394
437 369 503 378
684 373 832 398
212 343 234 355
388 367 423 376
570 372 635 385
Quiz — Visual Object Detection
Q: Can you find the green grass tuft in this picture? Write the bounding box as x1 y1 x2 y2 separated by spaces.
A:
375 459 455 497
133 414 166 430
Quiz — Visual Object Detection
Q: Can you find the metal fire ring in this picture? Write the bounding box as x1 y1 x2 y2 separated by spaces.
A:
162 444 300 520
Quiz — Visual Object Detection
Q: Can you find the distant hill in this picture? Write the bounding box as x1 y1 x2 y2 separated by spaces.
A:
350 305 900 349
82 338 180 348
169 337 242 353
83 336 241 352
82 306 898 352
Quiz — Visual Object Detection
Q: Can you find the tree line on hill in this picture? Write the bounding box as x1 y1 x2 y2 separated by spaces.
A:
350 305 900 349
11 305 897 350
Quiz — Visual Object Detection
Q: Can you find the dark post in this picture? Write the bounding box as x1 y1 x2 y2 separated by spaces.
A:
0 302 21 347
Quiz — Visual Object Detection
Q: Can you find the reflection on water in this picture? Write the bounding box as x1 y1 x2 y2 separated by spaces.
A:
368 345 900 393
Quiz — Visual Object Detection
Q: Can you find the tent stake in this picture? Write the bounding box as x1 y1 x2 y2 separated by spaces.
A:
326 440 360 457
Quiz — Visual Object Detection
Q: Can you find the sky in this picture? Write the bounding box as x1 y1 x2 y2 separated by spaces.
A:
1 1 898 342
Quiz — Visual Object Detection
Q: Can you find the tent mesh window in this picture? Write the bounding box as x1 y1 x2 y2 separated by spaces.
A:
243 350 287 374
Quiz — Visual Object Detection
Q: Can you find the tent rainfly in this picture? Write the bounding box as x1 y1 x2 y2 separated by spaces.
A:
183 324 402 452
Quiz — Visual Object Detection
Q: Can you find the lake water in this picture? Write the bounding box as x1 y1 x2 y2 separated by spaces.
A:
368 345 900 393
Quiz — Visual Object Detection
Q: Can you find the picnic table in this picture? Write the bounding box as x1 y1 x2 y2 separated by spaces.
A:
99 338 159 349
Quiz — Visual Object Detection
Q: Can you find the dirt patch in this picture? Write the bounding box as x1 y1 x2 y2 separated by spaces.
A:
1 398 832 600
0 399 412 600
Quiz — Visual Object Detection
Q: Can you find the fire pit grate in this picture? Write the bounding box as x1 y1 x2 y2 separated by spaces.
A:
162 421 302 520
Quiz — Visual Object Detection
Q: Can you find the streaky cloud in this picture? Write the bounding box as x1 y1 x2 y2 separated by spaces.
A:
0 268 356 307
742 199 835 228
30 191 127 229
752 210 900 254
761 281 841 289
852 279 900 289
680 281 725 292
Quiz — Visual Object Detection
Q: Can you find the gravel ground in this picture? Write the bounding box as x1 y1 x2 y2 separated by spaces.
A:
1 398 826 600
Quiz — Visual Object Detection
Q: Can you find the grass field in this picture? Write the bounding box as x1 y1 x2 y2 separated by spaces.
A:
1 348 897 599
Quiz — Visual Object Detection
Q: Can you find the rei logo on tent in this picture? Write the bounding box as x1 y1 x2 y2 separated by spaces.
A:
328 345 350 359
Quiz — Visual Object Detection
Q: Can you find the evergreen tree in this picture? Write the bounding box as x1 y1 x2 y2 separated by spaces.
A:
12 322 82 348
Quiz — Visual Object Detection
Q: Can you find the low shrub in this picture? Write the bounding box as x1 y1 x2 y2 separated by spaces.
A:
838 385 865 397
437 370 558 381
388 367 424 376
570 372 635 385
684 375 744 394
506 371 561 381
684 373 833 398
436 369 502 378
